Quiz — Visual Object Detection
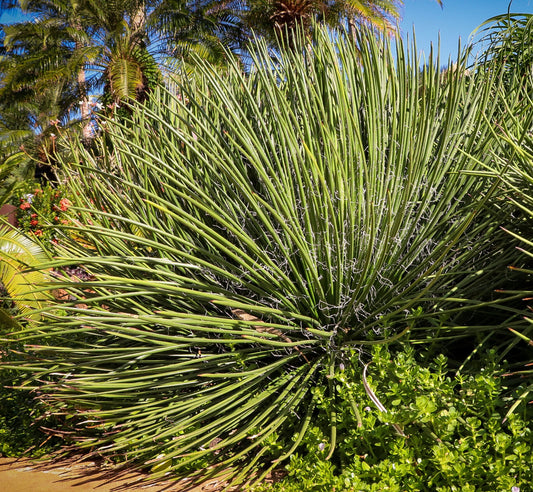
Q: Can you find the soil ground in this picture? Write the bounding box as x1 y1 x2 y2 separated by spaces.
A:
0 457 228 491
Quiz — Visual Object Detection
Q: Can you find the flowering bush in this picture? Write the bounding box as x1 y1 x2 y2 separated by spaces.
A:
16 183 72 247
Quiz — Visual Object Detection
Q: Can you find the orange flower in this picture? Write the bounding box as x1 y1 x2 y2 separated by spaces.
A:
34 229 43 237
30 219 39 226
59 198 72 211
19 202 31 210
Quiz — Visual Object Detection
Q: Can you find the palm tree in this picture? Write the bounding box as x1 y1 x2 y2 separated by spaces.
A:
242 0 444 49
147 0 245 68
0 11 81 180
0 1 147 134
0 0 96 167
0 0 243 163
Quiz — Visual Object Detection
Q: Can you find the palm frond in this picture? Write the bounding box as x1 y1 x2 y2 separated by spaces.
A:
0 227 51 322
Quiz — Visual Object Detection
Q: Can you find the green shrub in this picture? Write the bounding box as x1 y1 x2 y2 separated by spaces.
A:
1 26 523 487
0 382 60 458
0 343 62 458
255 344 532 492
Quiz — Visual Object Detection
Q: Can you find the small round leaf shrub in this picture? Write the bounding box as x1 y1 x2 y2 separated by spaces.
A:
255 345 532 491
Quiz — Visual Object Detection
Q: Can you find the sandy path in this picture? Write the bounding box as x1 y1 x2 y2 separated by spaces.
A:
0 458 227 491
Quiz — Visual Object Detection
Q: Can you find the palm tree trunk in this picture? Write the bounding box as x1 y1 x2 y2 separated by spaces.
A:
78 67 92 142
348 16 357 42
131 1 146 43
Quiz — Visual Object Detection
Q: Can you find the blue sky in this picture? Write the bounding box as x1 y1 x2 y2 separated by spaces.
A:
400 0 533 61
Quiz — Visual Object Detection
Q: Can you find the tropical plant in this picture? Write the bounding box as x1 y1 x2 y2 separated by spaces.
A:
0 0 244 114
0 0 244 179
0 372 62 458
147 0 245 68
0 0 95 136
1 26 521 487
242 0 443 49
0 227 51 325
472 12 533 92
0 2 82 180
0 153 32 208
0 96 34 167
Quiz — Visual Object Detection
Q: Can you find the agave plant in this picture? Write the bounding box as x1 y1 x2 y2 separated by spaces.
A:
1 26 521 486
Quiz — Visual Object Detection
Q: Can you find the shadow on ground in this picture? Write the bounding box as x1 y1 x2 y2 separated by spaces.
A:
0 457 230 491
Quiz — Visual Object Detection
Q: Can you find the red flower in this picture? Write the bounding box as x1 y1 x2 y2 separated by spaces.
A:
19 202 31 210
31 213 37 218
34 229 43 237
30 220 39 226
54 216 60 221
59 198 72 211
